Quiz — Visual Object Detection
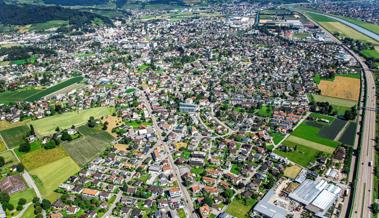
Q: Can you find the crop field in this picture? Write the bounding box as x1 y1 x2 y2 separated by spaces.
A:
312 94 357 108
0 125 30 148
64 126 113 165
305 12 335 22
24 77 83 102
319 119 347 140
30 20 68 32
20 146 68 170
30 156 80 201
339 122 357 145
0 151 19 167
286 135 335 154
284 165 302 179
0 88 42 104
30 107 114 136
292 120 340 148
274 140 321 167
318 76 360 101
361 49 379 60
319 22 378 44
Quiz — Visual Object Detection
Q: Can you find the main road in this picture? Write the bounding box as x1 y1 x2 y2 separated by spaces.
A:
299 10 377 218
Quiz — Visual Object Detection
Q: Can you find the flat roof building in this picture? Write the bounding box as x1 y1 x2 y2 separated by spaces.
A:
254 188 289 218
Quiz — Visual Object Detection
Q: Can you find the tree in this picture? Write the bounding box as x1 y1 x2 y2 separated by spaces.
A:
19 142 31 153
41 199 51 210
18 198 27 206
0 192 10 204
61 131 72 141
29 124 35 136
0 156 5 167
102 121 108 130
55 127 60 132
372 203 379 214
6 203 14 211
32 197 40 204
16 163 24 172
16 204 23 211
204 196 213 207
87 116 96 128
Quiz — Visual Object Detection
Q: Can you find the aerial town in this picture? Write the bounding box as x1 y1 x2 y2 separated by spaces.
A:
0 0 378 218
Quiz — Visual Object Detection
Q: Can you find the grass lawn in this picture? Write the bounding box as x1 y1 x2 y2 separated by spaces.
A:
24 77 83 102
225 198 257 218
124 120 152 128
274 140 321 167
30 20 68 32
284 165 302 179
257 104 273 117
0 151 19 167
286 135 335 154
292 121 340 148
191 167 205 175
312 94 357 108
9 188 36 206
271 132 285 144
0 138 6 152
231 164 241 175
0 88 42 104
313 74 321 84
30 107 114 136
21 204 34 218
361 49 379 60
309 112 335 123
20 146 68 170
305 12 335 22
177 208 186 218
0 125 30 148
30 156 80 201
63 128 113 166
15 140 42 157
337 16 379 35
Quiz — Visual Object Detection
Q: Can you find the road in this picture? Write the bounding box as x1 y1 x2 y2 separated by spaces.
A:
139 90 196 218
300 11 377 218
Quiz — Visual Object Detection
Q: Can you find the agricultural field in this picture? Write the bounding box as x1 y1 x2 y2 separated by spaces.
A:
274 140 322 167
29 20 68 32
102 115 121 137
360 49 379 60
0 151 19 167
30 156 80 201
312 94 357 108
63 125 113 165
291 118 340 148
286 135 335 154
337 16 379 35
339 122 357 145
318 76 360 101
24 76 83 102
284 165 302 179
319 119 347 140
225 198 257 218
0 88 42 104
0 125 30 148
20 146 68 170
124 120 153 128
30 107 114 136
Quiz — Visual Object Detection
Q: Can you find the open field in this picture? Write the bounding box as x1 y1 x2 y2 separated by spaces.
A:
360 49 379 60
225 198 257 218
0 125 29 148
0 119 31 131
30 156 80 201
318 76 360 101
63 126 113 165
312 94 357 107
305 12 335 22
339 122 357 146
286 135 335 154
102 115 121 137
20 146 68 170
0 88 42 104
0 151 19 167
271 132 285 144
274 140 321 167
9 188 36 206
284 165 302 179
319 118 347 140
21 205 34 218
30 107 114 136
30 20 68 32
257 104 273 117
292 120 340 148
24 77 83 102
337 16 379 35
0 137 6 152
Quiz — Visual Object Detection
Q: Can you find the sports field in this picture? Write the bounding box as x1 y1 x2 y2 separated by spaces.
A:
20 146 68 170
63 126 113 165
274 140 321 167
0 125 30 148
286 135 335 154
30 156 80 201
30 107 114 136
24 76 83 102
284 165 302 179
318 76 360 101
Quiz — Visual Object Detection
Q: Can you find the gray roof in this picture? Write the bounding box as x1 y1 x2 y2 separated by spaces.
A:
289 179 328 205
254 189 288 218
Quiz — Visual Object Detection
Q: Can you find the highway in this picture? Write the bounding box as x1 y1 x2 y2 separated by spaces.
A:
300 11 377 218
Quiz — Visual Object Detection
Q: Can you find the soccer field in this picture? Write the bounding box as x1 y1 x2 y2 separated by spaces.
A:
30 107 114 136
30 156 80 201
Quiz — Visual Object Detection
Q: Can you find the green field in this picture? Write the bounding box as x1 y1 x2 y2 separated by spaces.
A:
124 120 153 128
0 125 30 148
0 151 19 167
24 77 83 102
257 104 273 117
11 56 36 66
63 126 113 165
21 205 34 218
309 112 336 122
274 140 321 167
271 132 285 144
292 120 340 148
30 156 80 201
30 107 114 136
360 49 379 60
9 188 36 206
225 198 257 218
0 88 42 104
30 20 68 32
312 94 357 107
286 135 335 154
337 16 379 35
20 146 68 170
305 12 335 22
